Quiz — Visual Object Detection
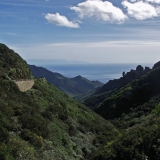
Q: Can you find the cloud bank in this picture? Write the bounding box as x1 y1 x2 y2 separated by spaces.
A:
70 0 127 23
45 13 79 28
146 0 160 4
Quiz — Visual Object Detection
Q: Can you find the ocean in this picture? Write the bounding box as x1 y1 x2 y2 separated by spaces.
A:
43 63 153 83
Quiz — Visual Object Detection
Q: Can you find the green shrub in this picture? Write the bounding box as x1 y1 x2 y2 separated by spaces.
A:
21 129 43 148
0 100 14 117
20 113 49 137
0 143 15 160
152 103 160 117
0 124 9 142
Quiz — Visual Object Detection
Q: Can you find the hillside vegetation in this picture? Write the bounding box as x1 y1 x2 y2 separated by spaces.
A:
85 61 160 159
0 44 33 80
0 43 118 160
2 43 160 160
84 64 151 109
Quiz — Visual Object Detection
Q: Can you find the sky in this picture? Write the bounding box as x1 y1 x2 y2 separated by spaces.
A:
0 0 160 64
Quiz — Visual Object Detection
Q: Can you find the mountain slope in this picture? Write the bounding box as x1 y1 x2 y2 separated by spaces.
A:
0 43 117 160
84 64 151 109
0 44 33 80
96 65 151 95
96 63 160 120
29 65 103 97
88 61 160 159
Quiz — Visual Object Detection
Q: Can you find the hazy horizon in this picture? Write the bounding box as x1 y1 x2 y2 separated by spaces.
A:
28 62 155 83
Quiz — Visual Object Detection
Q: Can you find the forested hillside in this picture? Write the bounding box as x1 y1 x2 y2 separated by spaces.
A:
1 43 160 160
0 44 33 80
86 61 160 159
84 64 151 109
0 43 117 160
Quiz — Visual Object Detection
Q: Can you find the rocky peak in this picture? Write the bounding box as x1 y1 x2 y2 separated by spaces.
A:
153 61 160 69
136 65 143 72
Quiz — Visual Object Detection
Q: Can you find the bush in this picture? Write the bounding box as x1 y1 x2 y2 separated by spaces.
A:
21 129 43 148
0 125 9 142
0 143 15 160
20 113 49 137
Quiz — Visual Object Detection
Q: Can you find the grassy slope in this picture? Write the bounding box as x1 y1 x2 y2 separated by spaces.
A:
0 43 118 160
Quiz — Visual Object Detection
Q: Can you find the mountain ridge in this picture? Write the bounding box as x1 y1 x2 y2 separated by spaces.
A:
84 64 152 109
29 64 103 97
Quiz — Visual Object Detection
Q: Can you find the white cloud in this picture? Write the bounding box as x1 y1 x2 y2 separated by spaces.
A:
44 13 80 28
122 1 158 20
146 0 160 4
70 0 127 23
130 0 137 2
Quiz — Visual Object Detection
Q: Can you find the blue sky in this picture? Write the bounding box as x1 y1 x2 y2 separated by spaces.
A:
1 0 160 64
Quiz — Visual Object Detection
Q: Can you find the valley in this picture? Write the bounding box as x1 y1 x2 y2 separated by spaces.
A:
1 43 160 160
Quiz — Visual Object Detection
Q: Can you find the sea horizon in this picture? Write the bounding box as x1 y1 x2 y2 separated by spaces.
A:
36 63 154 83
